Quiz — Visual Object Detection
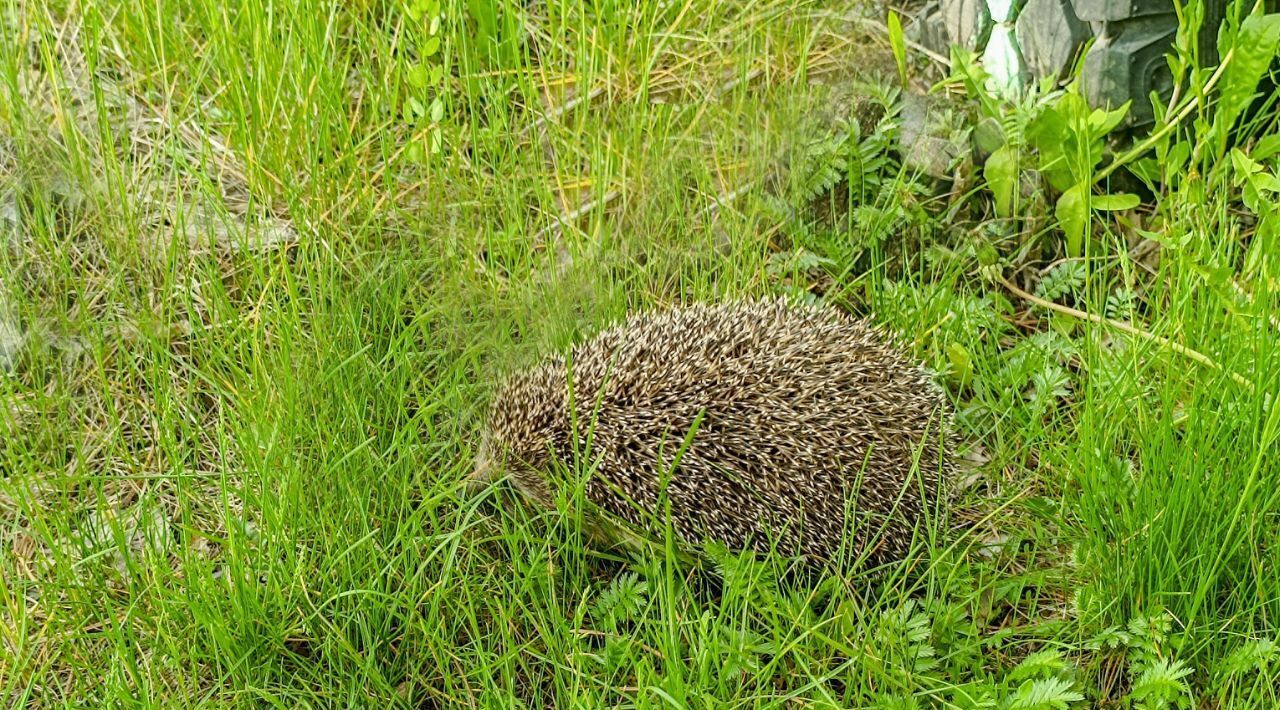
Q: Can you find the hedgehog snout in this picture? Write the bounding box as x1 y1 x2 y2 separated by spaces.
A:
466 434 499 492
467 431 558 506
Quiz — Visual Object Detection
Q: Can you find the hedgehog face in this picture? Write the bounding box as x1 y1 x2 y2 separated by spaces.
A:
471 361 569 506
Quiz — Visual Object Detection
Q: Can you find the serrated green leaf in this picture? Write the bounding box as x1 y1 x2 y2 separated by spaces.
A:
1220 638 1279 677
1007 676 1084 709
1009 648 1070 683
985 145 1019 218
1130 658 1192 701
1056 185 1087 256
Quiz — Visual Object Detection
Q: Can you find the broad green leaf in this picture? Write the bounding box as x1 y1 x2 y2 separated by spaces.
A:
888 11 907 88
1253 172 1280 192
406 0 428 22
947 343 973 389
1029 91 1108 189
977 241 1000 266
949 46 1001 118
423 35 441 57
1056 185 1087 256
1137 228 1190 249
1054 90 1091 125
1027 105 1067 147
1090 193 1140 211
1254 133 1280 161
1191 260 1235 288
984 145 1019 218
1228 147 1280 191
1231 147 1263 177
406 140 425 164
1129 158 1160 188
407 64 429 89
1027 106 1073 191
1217 12 1280 132
429 96 445 123
1087 102 1131 135
468 0 498 43
1157 139 1191 174
406 95 425 118
1233 147 1280 211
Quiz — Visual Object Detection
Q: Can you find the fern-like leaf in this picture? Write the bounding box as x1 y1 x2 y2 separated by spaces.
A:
1006 676 1084 709
1129 658 1193 708
591 572 649 630
1034 261 1087 302
1008 649 1071 683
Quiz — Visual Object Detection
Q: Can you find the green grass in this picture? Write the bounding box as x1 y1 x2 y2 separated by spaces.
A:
1 0 1279 706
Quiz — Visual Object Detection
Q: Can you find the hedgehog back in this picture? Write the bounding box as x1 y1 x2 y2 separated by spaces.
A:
499 299 951 563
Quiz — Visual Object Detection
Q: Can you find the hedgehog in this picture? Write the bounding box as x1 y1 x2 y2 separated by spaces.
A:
469 297 954 566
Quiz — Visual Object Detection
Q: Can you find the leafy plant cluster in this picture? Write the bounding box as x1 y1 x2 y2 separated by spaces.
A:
399 0 527 163
401 0 450 162
956 1 1280 264
575 547 1278 707
763 79 946 299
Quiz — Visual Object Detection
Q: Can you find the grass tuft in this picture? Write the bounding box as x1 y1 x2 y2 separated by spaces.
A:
2 0 1278 705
